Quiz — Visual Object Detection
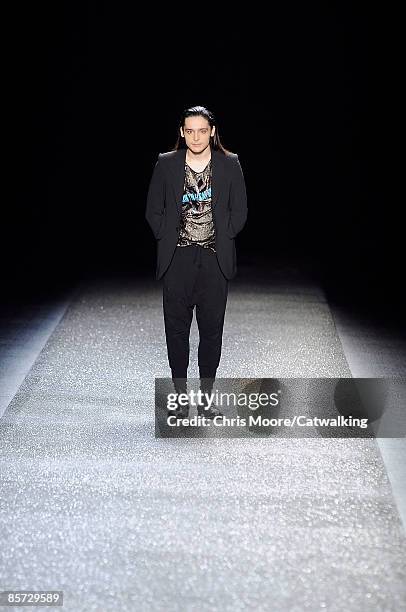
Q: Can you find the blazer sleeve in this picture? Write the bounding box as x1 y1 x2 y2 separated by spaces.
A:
145 154 166 240
227 154 248 239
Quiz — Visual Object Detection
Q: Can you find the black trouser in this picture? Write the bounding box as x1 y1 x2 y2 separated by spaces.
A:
162 244 228 392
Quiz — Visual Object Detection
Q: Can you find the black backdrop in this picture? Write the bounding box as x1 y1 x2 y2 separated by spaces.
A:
4 4 400 326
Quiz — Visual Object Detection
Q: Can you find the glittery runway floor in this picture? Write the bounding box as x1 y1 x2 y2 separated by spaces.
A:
1 266 406 611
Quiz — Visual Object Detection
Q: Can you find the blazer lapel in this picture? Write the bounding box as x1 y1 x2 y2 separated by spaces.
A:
211 149 224 214
170 147 224 215
171 148 186 215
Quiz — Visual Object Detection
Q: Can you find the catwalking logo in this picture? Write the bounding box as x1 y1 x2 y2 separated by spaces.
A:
156 377 405 438
166 412 369 429
166 389 369 429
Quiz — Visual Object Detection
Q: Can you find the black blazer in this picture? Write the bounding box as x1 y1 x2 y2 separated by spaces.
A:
145 147 248 280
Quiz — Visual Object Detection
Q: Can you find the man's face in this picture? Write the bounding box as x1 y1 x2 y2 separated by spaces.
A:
180 116 215 153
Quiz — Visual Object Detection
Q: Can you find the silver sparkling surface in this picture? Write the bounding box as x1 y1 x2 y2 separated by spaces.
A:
1 269 406 611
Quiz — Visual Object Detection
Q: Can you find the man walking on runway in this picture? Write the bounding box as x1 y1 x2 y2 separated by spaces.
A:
145 105 248 420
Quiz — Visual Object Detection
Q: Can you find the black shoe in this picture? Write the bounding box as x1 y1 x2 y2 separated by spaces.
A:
197 406 223 419
175 402 189 419
167 392 189 420
167 408 190 423
167 405 189 418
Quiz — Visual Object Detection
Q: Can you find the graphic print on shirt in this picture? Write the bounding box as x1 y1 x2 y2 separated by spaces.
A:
177 159 216 252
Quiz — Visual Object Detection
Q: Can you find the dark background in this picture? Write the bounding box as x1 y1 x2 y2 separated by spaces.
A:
4 4 400 325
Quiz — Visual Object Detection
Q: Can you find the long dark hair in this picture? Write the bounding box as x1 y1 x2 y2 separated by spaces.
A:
172 105 233 155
